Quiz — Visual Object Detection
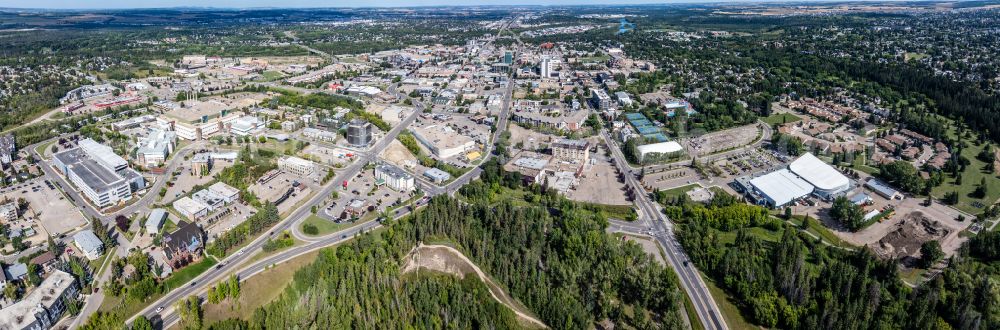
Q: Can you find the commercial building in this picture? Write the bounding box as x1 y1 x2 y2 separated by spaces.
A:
423 168 451 183
278 156 316 177
145 208 168 234
73 230 104 260
173 196 209 221
410 125 476 159
744 152 852 207
136 129 176 166
865 178 903 200
208 182 240 204
347 119 373 147
0 270 78 330
52 139 145 208
615 91 633 107
375 164 415 192
229 116 264 136
551 139 590 162
192 189 225 211
302 127 338 142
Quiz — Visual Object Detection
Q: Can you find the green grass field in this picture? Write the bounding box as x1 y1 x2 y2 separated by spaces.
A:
762 113 801 125
203 250 321 324
300 214 353 237
930 130 1000 214
656 184 700 199
162 257 218 290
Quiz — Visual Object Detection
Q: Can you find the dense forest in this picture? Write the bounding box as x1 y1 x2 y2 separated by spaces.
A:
205 161 685 329
667 195 1000 329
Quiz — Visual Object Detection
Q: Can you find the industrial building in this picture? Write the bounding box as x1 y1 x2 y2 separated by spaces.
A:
375 164 415 192
278 156 317 177
136 128 176 166
410 125 476 159
347 119 373 147
52 139 145 208
747 169 815 207
788 153 851 199
0 270 78 330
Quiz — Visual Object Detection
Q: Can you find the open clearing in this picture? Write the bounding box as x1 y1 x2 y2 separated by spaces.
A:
203 250 321 324
400 244 547 329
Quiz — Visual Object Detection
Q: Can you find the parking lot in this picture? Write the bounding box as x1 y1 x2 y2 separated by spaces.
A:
248 171 315 215
161 162 233 204
1 178 88 238
711 148 783 179
322 170 415 221
684 123 762 156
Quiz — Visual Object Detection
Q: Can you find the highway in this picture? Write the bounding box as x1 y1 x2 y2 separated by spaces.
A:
601 129 728 330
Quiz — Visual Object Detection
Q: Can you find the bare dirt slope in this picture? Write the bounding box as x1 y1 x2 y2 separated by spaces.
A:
400 244 548 329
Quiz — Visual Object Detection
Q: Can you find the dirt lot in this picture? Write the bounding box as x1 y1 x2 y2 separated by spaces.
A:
870 212 950 260
642 168 699 190
379 139 418 168
567 146 630 206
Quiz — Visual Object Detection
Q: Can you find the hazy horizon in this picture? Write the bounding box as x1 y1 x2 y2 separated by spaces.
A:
0 0 845 10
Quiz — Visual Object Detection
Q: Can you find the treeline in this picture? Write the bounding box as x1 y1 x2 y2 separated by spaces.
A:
669 194 999 329
206 160 684 329
205 203 279 257
274 93 391 131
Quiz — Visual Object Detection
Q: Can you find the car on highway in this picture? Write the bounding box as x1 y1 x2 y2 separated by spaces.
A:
156 306 164 313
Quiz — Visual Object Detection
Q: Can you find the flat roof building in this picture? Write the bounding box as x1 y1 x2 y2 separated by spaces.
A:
375 164 415 192
551 139 590 162
410 125 476 159
278 156 316 178
145 208 168 234
423 168 451 183
748 169 815 207
208 182 240 204
0 270 78 330
173 196 209 221
136 129 176 167
347 119 373 147
52 139 144 208
636 141 684 161
73 230 104 260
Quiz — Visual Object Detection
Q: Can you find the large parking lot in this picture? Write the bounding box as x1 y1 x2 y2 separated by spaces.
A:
0 178 88 238
711 148 783 179
684 123 763 156
161 161 234 204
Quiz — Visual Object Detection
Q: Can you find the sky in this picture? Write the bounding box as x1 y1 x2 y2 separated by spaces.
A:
0 0 713 9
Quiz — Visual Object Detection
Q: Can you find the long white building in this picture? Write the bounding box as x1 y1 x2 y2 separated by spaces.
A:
53 139 145 208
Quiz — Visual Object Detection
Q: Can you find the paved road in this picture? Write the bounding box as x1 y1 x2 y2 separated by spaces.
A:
128 101 423 327
601 129 728 330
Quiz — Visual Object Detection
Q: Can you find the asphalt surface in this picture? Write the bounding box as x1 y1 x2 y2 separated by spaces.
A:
601 129 728 330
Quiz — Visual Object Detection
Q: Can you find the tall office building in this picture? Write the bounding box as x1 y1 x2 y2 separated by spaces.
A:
347 119 373 147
